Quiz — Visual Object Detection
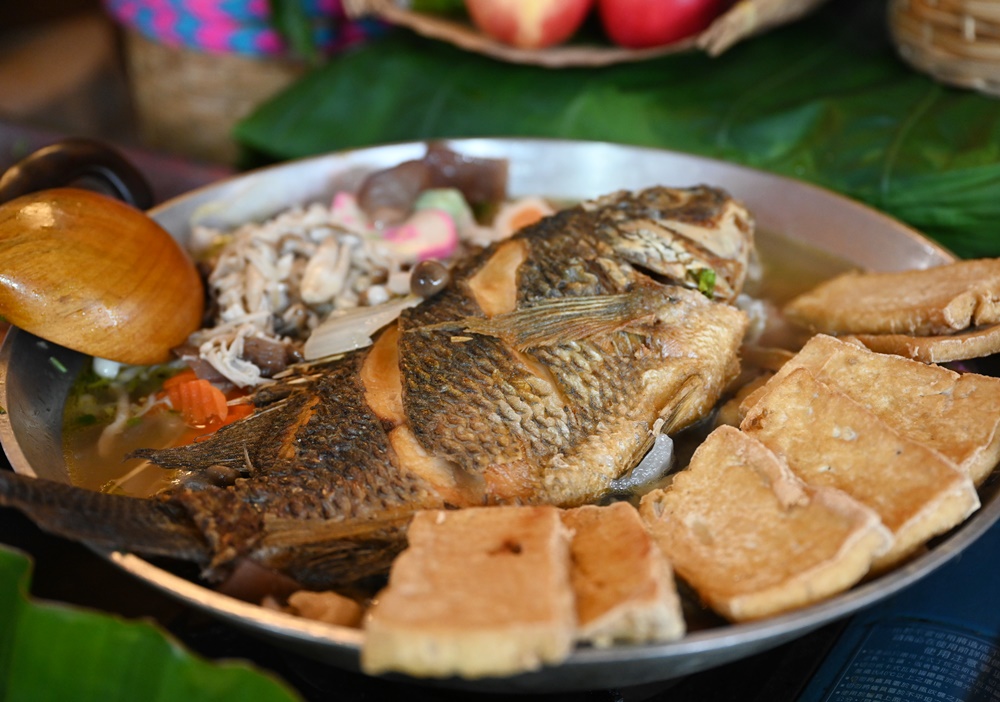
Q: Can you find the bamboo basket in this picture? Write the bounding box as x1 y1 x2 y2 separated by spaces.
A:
122 31 305 164
343 0 832 66
889 0 1000 97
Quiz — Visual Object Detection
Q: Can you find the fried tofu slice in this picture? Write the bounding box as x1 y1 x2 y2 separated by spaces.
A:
639 426 891 622
717 371 773 428
362 505 575 679
561 502 684 647
741 368 979 569
783 259 1000 336
740 334 1000 485
287 590 364 628
849 324 1000 363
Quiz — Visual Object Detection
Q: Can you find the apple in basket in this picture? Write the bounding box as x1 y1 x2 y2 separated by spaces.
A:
464 0 595 49
598 0 728 48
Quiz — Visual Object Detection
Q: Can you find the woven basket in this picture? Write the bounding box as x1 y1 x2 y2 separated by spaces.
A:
343 0 831 67
889 0 1000 97
123 31 305 164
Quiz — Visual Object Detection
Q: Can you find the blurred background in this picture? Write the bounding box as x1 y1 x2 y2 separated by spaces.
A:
1 2 138 146
0 0 304 166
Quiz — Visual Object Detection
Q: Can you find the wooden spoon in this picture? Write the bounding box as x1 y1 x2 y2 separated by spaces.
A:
0 187 204 366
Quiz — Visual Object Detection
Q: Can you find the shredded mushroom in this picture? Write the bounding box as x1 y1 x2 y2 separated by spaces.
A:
190 196 410 385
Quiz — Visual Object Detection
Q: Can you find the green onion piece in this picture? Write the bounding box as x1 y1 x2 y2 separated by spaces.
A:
695 268 716 297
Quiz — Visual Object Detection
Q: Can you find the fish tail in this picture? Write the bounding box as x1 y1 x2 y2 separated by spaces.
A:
0 470 210 562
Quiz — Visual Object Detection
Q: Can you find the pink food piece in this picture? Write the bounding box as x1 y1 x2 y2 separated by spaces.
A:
382 209 458 263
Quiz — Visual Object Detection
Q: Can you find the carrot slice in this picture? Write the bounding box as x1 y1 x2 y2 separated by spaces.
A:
166 378 229 427
161 368 199 391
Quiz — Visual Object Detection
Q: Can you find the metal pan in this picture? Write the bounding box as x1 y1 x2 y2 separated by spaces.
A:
1 138 994 693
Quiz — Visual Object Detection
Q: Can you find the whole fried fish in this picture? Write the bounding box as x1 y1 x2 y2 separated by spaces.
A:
0 186 752 590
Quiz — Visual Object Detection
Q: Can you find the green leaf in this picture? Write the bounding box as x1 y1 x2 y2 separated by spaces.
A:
0 546 302 702
267 0 320 64
409 0 466 14
235 0 1000 260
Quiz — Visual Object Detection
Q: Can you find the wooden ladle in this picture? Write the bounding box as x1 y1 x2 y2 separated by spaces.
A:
0 148 204 366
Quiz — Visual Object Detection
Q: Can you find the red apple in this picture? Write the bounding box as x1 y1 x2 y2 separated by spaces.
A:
464 0 595 50
598 0 727 49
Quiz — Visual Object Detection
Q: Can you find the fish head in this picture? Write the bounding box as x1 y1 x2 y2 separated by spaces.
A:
586 186 755 303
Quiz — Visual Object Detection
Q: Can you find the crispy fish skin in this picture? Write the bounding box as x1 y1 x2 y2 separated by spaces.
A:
1 186 752 589
398 185 751 507
401 286 746 507
136 352 450 586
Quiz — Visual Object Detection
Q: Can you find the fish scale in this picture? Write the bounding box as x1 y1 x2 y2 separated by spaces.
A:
400 329 566 474
0 184 753 590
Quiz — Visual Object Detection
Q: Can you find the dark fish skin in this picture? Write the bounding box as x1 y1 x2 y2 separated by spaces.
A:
0 185 753 590
116 352 445 586
0 467 209 561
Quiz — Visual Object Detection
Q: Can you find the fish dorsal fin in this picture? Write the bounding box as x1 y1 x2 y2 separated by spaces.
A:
458 287 670 350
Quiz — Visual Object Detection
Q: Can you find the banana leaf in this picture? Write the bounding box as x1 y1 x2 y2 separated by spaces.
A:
235 0 1000 259
0 546 301 702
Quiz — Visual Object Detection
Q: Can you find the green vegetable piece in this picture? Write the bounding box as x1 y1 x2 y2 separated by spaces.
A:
414 188 476 230
694 268 716 297
75 414 98 427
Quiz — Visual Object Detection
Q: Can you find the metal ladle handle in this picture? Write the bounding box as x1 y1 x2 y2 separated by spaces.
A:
0 137 154 208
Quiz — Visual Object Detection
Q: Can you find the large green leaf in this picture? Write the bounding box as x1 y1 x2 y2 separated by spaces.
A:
235 0 1000 259
0 546 301 702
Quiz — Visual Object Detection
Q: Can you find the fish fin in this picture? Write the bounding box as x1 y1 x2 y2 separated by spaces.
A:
254 513 414 589
621 424 658 475
130 397 304 472
658 375 706 435
0 470 210 562
455 287 668 350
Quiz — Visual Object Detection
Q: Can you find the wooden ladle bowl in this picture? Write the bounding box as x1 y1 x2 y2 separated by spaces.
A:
0 187 204 366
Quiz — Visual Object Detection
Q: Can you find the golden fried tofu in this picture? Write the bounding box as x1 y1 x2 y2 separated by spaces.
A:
741 367 979 569
740 334 1000 485
784 259 1000 336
